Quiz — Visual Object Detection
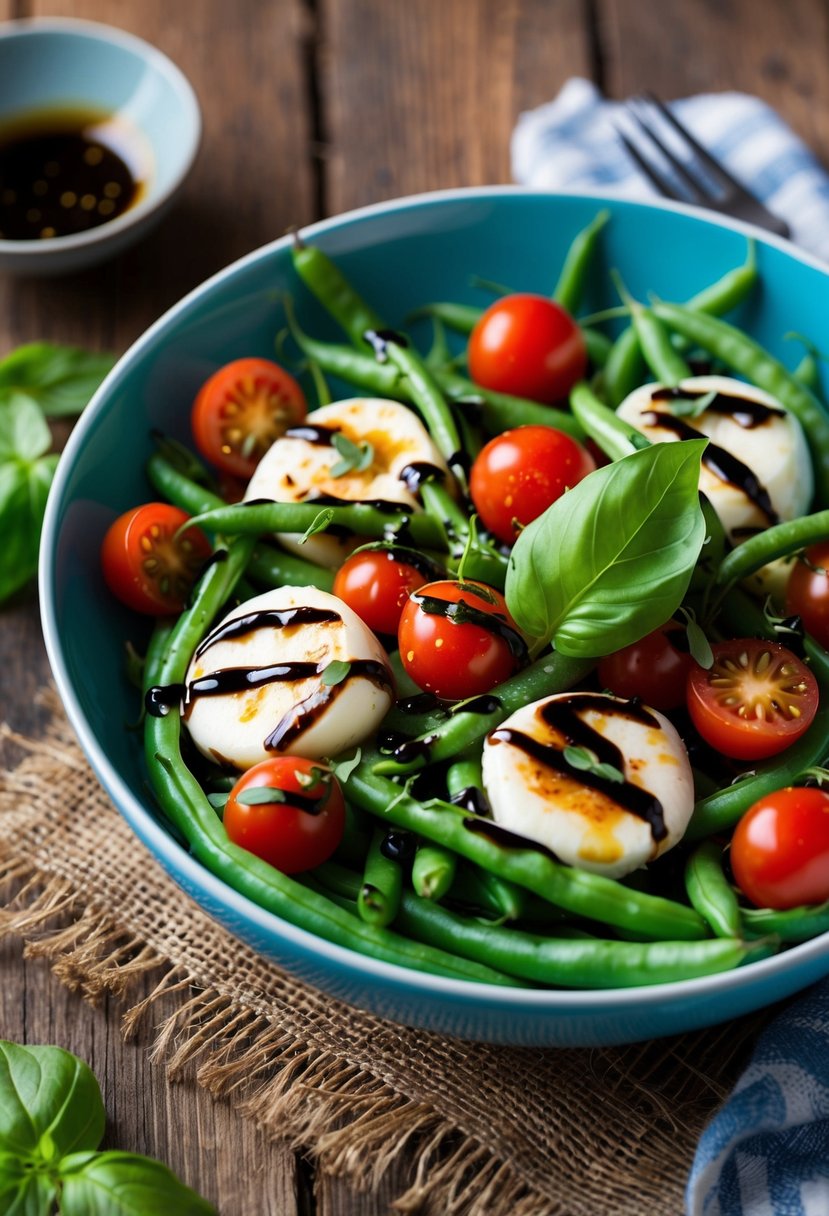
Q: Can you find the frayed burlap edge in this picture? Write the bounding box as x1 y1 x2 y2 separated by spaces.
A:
0 718 566 1216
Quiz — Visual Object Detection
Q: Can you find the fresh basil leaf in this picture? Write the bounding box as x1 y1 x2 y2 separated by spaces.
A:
235 786 288 805
563 745 624 784
0 1154 56 1216
0 396 51 462
330 432 373 477
0 453 58 602
321 659 351 687
505 441 707 658
58 1150 216 1216
665 389 717 419
0 343 115 419
0 1041 105 1161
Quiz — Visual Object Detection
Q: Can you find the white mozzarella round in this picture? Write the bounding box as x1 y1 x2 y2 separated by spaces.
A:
183 586 394 769
244 397 451 566
481 692 695 880
617 375 813 596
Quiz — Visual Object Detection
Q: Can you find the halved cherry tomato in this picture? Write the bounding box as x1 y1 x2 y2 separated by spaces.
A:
467 294 587 404
397 579 525 701
597 622 694 712
223 757 345 874
686 639 818 761
101 502 212 616
332 549 440 636
192 357 307 479
469 424 596 544
731 785 829 909
785 541 829 649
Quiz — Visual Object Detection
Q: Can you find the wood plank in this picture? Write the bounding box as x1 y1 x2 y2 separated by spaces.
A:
599 0 829 163
320 0 594 213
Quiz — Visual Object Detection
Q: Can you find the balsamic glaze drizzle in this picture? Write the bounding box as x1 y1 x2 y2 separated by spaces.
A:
650 386 785 427
411 592 529 663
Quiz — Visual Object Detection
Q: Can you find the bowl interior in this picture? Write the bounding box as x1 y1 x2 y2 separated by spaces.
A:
0 22 199 202
41 190 829 1043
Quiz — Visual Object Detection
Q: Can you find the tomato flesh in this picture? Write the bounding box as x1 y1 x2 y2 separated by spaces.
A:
686 639 818 761
397 579 525 701
731 785 829 909
192 356 307 479
785 541 829 649
101 502 212 616
332 549 438 636
467 293 587 404
469 424 596 545
223 757 345 874
597 622 694 712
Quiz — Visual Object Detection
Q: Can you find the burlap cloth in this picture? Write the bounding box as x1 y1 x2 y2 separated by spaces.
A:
0 694 775 1216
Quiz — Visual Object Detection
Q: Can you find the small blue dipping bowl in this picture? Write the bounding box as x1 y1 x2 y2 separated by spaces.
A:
0 18 200 274
40 189 829 1046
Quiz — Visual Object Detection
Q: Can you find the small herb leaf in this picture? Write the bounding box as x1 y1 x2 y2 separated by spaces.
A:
299 507 334 544
321 659 351 687
330 432 373 478
235 786 288 806
207 792 229 809
58 1150 216 1216
331 748 362 783
666 389 718 419
563 745 625 784
505 441 707 657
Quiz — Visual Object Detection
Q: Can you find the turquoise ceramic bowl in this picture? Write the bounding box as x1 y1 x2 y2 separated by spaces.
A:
0 18 200 274
40 189 829 1046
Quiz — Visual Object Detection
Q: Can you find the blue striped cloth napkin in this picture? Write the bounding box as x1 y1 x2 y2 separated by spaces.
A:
511 77 829 261
512 77 829 1216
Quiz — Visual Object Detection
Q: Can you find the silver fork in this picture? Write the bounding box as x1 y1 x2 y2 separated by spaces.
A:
615 92 791 239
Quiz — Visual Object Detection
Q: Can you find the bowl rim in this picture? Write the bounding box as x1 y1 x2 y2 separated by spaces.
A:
0 16 202 261
40 185 829 1011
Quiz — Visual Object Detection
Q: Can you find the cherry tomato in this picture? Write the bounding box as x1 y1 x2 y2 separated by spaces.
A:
686 639 819 761
397 579 525 701
467 293 587 404
469 424 596 544
785 541 829 649
731 785 829 909
223 757 345 874
597 622 694 712
333 549 438 636
192 357 307 479
101 502 212 616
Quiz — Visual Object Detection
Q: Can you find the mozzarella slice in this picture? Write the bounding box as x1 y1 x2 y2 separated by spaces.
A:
244 397 451 566
616 375 813 597
481 692 695 880
183 586 394 769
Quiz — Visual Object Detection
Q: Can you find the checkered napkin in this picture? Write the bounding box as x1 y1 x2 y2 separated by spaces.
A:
512 78 829 1216
511 77 829 262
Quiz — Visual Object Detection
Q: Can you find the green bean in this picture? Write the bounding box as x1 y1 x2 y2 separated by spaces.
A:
582 326 613 369
333 802 372 869
684 841 743 938
348 758 707 940
373 650 593 777
291 238 385 349
449 864 529 922
418 480 508 587
440 370 587 439
446 754 485 802
653 301 829 506
181 500 446 550
143 618 177 693
686 241 757 315
604 326 645 408
795 352 821 392
379 336 465 474
412 843 457 901
715 508 829 588
569 381 649 460
358 827 402 927
144 543 526 984
742 901 829 942
394 893 771 988
552 209 610 315
410 301 481 335
631 303 692 386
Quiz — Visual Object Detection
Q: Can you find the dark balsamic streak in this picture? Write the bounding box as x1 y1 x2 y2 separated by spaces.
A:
412 592 529 664
463 817 564 863
650 386 785 427
195 606 341 660
450 786 492 817
284 423 339 445
380 830 416 863
398 461 446 494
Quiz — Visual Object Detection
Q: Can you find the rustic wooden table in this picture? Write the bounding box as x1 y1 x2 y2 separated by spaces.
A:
2 1 829 1211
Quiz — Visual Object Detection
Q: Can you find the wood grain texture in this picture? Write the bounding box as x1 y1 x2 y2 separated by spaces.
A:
320 0 594 212
599 0 829 162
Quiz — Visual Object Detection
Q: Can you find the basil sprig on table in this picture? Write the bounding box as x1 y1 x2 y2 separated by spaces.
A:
505 440 708 657
0 342 114 604
0 1041 214 1215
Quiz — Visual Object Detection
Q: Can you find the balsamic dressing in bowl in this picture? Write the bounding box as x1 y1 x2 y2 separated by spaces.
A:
0 107 147 241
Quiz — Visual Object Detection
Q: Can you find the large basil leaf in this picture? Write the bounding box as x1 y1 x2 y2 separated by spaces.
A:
0 1154 56 1216
0 398 59 603
505 440 707 657
0 1042 105 1162
59 1151 217 1216
0 343 115 419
